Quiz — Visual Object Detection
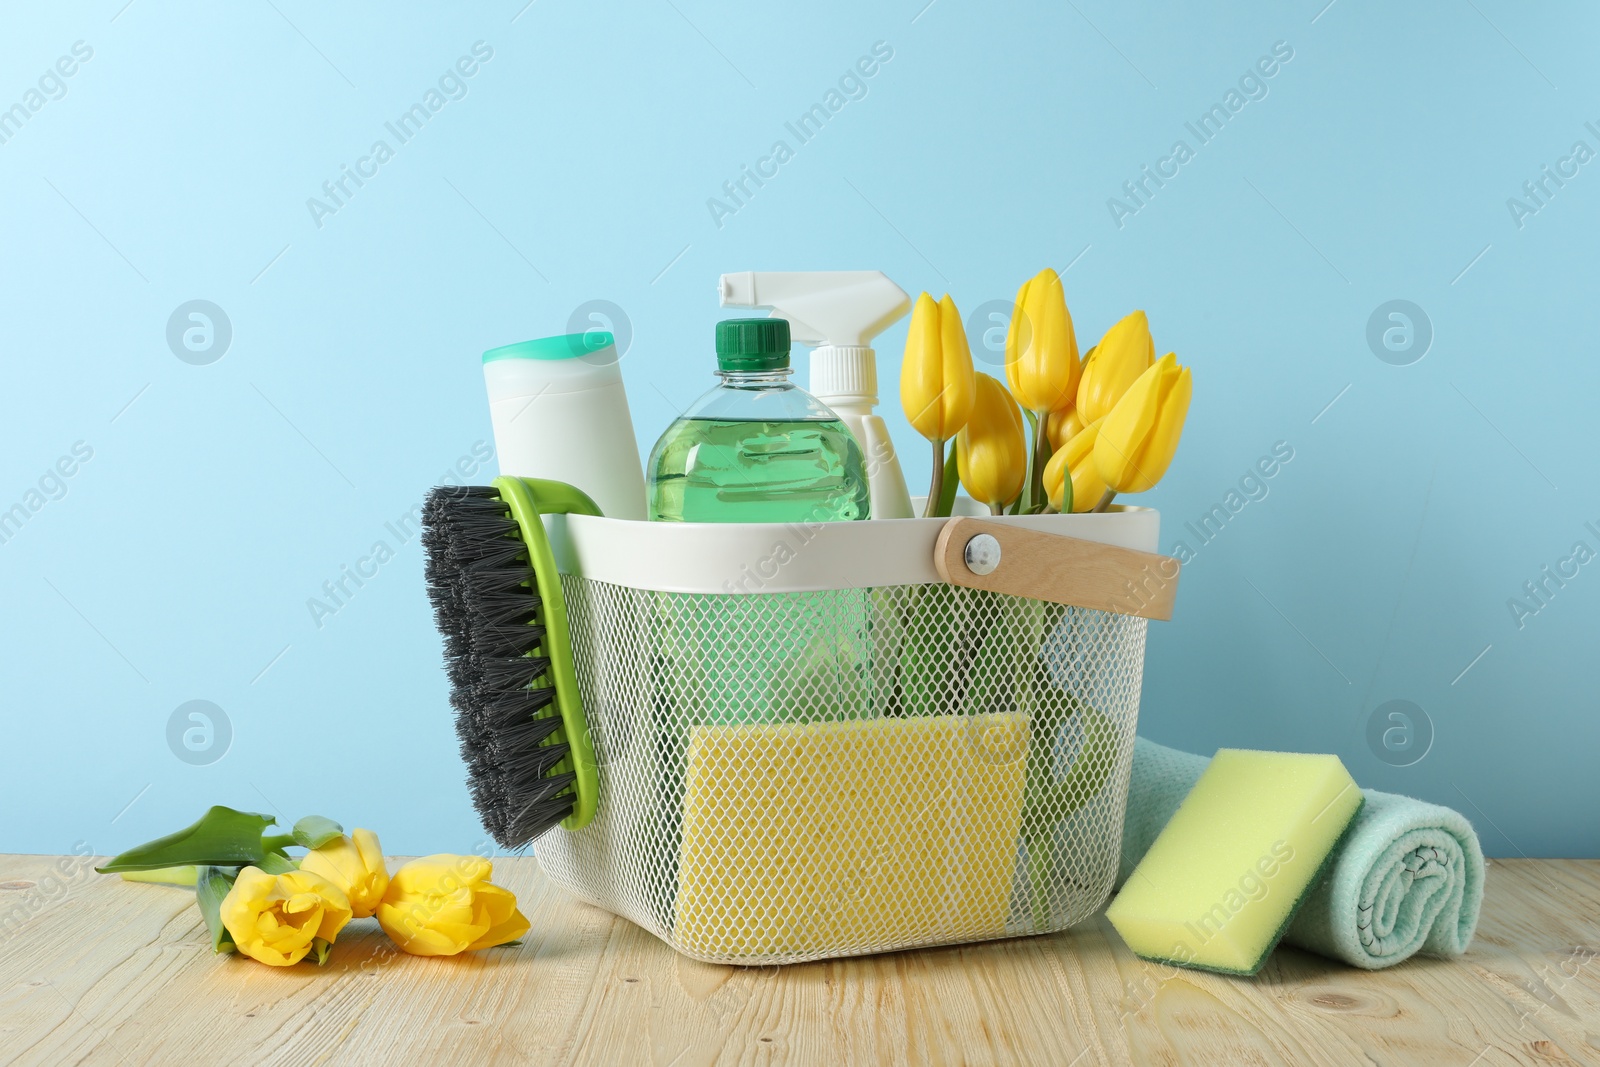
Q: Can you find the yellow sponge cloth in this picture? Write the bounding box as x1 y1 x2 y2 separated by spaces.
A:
1105 748 1363 975
675 713 1028 959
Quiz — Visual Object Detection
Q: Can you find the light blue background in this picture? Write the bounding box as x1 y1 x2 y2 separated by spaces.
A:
3 0 1595 859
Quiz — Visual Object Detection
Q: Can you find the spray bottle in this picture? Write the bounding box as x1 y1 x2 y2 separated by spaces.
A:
718 270 915 519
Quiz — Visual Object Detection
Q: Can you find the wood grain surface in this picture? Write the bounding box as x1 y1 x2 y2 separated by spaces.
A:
1 855 1596 1066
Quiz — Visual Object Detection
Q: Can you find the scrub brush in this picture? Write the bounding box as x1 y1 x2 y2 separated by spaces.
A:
422 475 602 848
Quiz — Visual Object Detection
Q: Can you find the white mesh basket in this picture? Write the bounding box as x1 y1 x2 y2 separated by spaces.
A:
536 506 1176 965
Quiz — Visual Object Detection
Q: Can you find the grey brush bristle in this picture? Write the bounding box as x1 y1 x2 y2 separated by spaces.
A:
422 484 576 848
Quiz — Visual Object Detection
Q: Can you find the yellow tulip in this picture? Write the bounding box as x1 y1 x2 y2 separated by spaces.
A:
1045 405 1085 453
299 828 389 919
1005 269 1081 510
1004 268 1080 414
1043 417 1109 513
1095 353 1192 496
957 373 1027 514
901 292 977 517
901 292 976 440
376 854 530 957
1077 311 1154 423
220 866 353 967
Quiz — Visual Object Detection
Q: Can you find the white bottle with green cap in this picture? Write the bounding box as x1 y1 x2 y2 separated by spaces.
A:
483 331 646 520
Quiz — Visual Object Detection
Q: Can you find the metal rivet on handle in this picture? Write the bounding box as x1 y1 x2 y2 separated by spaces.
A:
963 533 1001 576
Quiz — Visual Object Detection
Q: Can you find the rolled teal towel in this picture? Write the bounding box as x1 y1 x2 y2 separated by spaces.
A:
1117 738 1486 970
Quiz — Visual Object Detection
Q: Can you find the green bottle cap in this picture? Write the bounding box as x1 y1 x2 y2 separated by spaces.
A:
483 331 615 363
715 318 791 372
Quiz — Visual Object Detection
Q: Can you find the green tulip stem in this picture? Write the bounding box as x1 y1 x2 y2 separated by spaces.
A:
924 437 946 519
1092 489 1117 513
1020 409 1041 512
1030 409 1056 511
936 440 960 518
260 834 296 852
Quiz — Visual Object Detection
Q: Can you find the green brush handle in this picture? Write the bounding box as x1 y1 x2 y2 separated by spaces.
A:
491 476 603 832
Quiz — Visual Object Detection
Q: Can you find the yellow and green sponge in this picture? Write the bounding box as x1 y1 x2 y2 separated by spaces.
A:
1105 749 1363 976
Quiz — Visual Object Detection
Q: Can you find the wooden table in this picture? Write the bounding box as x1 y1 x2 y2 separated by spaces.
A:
2 855 1596 1065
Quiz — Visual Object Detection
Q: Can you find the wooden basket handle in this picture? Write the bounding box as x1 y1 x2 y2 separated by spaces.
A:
932 516 1180 621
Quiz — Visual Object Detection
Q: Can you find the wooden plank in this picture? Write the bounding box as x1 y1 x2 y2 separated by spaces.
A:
0 856 1596 1066
933 517 1181 621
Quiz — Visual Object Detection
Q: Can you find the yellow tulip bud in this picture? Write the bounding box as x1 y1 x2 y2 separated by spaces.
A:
1094 353 1192 494
1045 405 1085 453
299 828 389 918
376 854 530 957
957 373 1027 513
1004 268 1080 415
899 292 976 442
1077 311 1154 422
1043 417 1109 513
220 867 353 967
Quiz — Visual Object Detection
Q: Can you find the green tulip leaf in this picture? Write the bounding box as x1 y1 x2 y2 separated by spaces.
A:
1021 408 1041 513
291 816 343 851
257 851 299 875
96 806 276 873
1056 452 1073 515
1023 701 1120 930
194 865 238 954
312 937 333 966
117 865 199 886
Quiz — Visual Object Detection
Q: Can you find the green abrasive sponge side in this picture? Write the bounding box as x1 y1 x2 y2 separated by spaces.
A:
1104 749 1364 976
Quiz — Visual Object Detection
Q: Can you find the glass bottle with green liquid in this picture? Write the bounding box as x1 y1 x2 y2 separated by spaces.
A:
647 317 873 725
648 318 868 523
